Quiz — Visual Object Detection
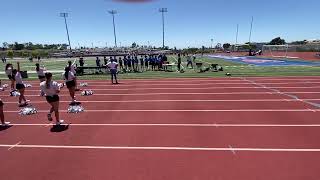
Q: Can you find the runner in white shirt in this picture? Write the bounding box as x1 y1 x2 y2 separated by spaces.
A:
36 63 47 96
12 62 28 107
63 66 80 105
35 63 46 82
40 72 64 125
5 63 15 90
0 99 10 126
107 59 119 84
67 60 79 91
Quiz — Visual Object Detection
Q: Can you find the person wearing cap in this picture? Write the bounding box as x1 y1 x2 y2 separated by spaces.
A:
0 99 10 126
40 72 64 125
107 59 119 84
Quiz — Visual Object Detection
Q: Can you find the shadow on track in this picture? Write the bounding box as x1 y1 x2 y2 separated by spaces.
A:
0 125 13 131
50 124 70 133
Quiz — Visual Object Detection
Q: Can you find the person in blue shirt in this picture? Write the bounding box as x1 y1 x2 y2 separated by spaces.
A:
127 56 132 72
140 56 144 72
144 55 149 71
96 57 101 67
134 56 139 72
119 57 123 71
123 56 128 72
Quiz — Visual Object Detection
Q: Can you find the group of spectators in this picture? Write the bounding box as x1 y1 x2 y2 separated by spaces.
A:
79 54 169 73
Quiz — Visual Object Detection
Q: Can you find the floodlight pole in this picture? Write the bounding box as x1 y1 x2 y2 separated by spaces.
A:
108 10 118 48
159 8 168 49
60 13 72 52
235 24 239 51
211 38 214 49
249 16 254 44
236 24 239 45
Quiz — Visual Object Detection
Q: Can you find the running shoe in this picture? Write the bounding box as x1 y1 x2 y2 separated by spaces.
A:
56 120 64 125
1 122 10 127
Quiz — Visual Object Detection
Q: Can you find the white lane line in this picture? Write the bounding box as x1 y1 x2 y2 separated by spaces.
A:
12 92 320 97
8 141 22 151
229 145 237 155
17 86 320 91
22 82 320 86
1 144 320 152
3 99 310 104
45 123 53 127
4 109 320 113
308 109 317 112
242 78 320 109
7 123 320 127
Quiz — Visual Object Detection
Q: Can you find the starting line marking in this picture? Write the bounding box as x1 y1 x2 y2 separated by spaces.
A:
7 123 320 127
8 141 22 151
1 144 320 152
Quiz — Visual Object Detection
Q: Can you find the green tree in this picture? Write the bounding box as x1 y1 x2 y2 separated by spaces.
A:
2 42 9 49
13 42 25 50
223 43 231 50
32 50 39 58
291 40 307 45
131 42 137 48
7 50 14 59
269 37 286 45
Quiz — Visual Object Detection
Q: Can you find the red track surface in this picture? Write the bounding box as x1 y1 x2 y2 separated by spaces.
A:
1 77 320 180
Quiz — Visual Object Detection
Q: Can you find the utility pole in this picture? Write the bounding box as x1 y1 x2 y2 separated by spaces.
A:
159 8 168 49
60 13 72 52
108 10 118 47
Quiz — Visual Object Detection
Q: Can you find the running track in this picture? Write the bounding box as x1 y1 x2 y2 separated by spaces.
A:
1 76 320 180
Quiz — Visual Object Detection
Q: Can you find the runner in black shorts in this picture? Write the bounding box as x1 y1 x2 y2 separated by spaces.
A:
13 62 29 107
0 99 10 126
63 67 80 105
40 73 64 125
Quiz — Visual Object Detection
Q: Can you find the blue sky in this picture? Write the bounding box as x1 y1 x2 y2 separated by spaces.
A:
1 0 319 48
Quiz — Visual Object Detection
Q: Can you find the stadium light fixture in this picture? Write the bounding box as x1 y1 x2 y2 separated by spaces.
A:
60 12 72 52
108 10 118 47
159 8 168 49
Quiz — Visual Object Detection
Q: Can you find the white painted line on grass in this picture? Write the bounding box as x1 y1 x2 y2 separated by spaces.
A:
1 144 320 152
8 141 22 151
